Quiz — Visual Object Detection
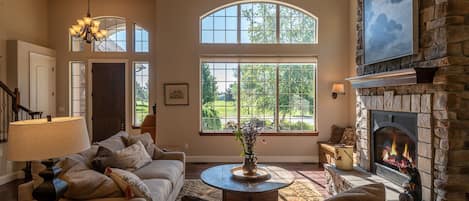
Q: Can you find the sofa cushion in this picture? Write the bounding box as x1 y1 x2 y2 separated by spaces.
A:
60 158 123 200
143 179 173 201
133 160 184 186
123 133 156 158
105 168 152 201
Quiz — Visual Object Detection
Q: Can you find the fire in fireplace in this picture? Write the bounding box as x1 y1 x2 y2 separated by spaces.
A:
376 127 416 171
371 111 418 185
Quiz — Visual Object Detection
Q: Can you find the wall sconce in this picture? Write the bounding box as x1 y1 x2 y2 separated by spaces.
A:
331 83 345 99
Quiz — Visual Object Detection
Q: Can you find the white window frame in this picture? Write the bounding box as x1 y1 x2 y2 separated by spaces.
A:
132 61 151 127
199 57 318 135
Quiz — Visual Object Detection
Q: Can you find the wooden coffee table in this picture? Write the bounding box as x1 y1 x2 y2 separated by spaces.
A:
200 164 295 201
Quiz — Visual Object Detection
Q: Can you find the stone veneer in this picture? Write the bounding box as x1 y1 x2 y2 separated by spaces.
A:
354 0 469 201
356 91 435 201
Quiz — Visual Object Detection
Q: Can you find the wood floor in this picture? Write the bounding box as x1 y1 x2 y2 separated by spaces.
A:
0 163 329 201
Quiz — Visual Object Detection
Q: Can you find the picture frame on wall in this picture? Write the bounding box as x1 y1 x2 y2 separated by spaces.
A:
363 0 418 65
164 83 189 106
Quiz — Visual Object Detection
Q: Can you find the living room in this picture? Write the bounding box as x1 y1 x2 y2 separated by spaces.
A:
0 0 468 201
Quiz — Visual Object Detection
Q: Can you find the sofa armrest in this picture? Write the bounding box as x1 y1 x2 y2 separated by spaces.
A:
155 151 185 163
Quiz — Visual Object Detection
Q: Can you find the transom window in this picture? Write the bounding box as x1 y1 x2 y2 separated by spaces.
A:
134 24 149 53
93 17 127 52
201 61 316 133
201 2 317 44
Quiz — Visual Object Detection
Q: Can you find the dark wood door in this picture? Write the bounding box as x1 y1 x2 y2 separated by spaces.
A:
92 63 125 142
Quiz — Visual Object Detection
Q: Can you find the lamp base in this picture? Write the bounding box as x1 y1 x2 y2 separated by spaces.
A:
32 159 68 201
23 161 32 183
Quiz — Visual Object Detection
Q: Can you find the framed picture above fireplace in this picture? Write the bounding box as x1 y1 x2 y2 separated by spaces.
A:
363 0 418 64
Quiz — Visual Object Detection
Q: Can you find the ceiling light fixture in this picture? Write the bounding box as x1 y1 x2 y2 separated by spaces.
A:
68 0 107 44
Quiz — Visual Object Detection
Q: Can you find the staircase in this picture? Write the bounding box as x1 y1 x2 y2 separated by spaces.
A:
0 81 43 143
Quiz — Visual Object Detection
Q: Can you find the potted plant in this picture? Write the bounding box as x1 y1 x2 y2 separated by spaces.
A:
234 120 262 176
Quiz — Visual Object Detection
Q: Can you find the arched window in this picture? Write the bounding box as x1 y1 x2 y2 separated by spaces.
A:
200 2 317 44
93 17 127 52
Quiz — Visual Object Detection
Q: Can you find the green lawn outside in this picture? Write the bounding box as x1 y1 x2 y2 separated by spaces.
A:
210 100 313 118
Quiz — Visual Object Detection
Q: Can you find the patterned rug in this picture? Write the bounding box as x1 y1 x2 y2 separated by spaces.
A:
176 179 324 201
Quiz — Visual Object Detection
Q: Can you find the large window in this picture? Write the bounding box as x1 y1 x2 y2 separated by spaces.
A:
93 17 127 52
70 61 87 117
201 61 316 133
133 62 150 127
201 2 317 44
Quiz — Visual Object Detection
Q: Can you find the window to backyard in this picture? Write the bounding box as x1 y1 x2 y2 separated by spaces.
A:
201 62 316 133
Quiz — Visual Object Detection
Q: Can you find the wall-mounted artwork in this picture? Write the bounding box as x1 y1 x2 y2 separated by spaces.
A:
364 0 418 64
164 83 189 106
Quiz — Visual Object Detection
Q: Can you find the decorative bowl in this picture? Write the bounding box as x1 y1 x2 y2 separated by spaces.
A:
230 166 271 181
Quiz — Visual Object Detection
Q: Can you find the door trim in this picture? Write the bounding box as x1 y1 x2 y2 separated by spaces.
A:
87 59 130 139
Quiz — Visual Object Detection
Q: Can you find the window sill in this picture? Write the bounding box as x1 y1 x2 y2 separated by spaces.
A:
132 126 141 129
199 132 319 136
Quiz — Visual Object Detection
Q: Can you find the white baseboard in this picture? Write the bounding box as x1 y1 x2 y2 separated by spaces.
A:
186 155 318 163
0 171 24 185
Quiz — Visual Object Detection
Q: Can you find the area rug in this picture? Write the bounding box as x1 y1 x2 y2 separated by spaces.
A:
176 179 324 201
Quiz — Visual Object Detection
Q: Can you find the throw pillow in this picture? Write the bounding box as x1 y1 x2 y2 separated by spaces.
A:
324 183 385 201
339 128 356 146
123 133 155 158
95 131 129 152
105 167 152 201
93 141 152 172
92 146 122 173
60 158 123 200
329 125 345 144
114 141 152 171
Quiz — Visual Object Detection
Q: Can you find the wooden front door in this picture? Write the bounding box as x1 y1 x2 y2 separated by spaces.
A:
92 63 126 142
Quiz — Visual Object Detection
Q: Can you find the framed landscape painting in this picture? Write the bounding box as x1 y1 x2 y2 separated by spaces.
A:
363 0 418 64
164 83 189 106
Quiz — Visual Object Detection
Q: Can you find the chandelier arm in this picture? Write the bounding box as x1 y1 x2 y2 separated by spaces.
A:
87 0 91 17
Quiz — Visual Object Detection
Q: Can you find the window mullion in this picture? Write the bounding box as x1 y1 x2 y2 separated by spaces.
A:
275 63 280 132
237 63 241 128
237 5 241 44
276 4 280 43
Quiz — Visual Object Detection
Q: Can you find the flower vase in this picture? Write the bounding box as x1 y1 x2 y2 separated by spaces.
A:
242 154 257 176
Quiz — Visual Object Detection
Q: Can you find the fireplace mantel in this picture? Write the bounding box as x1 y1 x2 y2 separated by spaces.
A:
346 68 437 88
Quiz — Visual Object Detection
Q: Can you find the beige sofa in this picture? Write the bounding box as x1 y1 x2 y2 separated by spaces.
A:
18 132 185 201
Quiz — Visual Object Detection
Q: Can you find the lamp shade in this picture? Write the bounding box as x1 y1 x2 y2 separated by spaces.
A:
331 83 345 94
7 117 90 161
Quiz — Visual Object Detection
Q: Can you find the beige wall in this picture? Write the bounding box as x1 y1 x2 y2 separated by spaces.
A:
156 0 354 161
348 0 358 126
0 0 49 83
48 0 156 133
0 0 49 180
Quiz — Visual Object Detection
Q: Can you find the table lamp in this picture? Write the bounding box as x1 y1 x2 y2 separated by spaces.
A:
7 116 90 201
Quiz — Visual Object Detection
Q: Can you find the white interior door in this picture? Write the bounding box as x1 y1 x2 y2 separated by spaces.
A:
30 52 56 116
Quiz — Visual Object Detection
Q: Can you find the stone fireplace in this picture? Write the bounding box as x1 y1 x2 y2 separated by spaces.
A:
350 0 469 200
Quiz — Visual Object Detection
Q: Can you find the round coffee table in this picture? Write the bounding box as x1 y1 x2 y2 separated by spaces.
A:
201 164 295 201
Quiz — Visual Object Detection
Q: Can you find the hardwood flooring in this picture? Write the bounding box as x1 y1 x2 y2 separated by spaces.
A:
0 163 329 201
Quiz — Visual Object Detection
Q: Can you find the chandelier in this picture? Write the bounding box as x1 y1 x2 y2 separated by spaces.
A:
69 0 107 43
